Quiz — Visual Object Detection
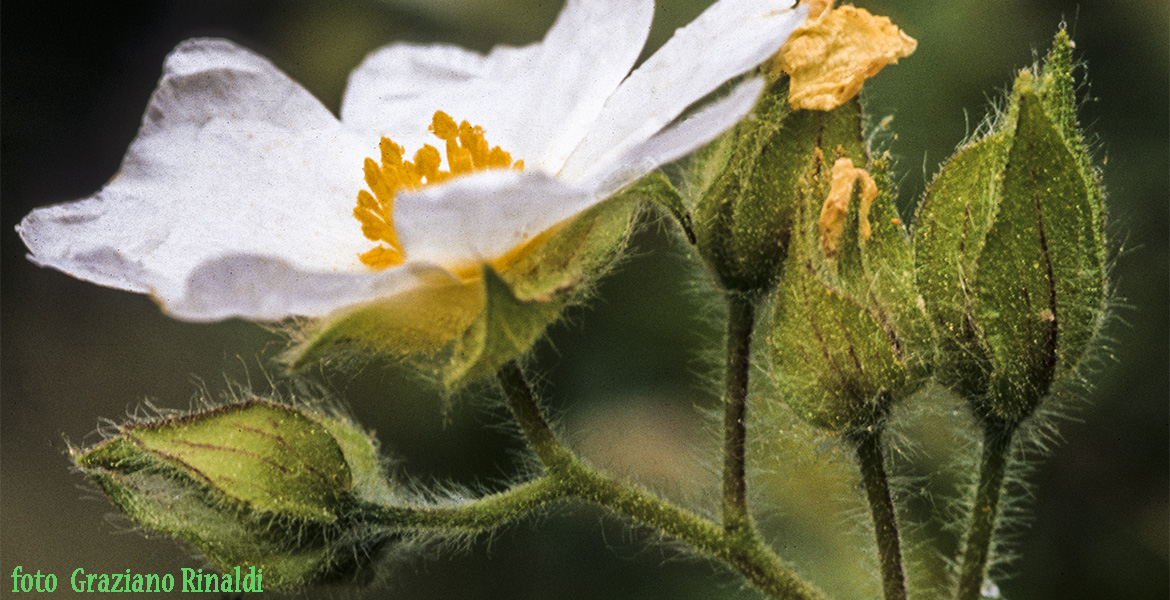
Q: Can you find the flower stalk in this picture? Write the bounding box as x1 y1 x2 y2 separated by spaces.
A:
722 293 756 534
496 361 576 472
848 424 907 600
955 417 1018 600
364 477 566 534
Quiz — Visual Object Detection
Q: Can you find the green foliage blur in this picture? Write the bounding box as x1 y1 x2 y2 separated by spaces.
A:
2 1 1166 598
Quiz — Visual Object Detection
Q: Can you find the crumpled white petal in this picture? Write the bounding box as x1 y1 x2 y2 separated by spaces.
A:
560 0 807 184
18 39 379 315
393 170 595 266
167 255 448 322
583 78 765 197
341 0 655 174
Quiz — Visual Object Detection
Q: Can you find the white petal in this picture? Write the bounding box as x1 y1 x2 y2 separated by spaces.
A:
582 78 765 197
560 0 807 182
393 170 596 266
17 38 378 316
340 0 653 172
165 255 448 321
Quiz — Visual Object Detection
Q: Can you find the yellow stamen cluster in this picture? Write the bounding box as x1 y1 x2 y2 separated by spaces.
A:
354 111 524 269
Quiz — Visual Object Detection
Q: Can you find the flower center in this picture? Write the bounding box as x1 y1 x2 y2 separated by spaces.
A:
353 111 524 269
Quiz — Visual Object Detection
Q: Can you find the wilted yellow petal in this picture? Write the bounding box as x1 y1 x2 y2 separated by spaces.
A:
777 3 916 111
802 0 832 19
819 157 878 258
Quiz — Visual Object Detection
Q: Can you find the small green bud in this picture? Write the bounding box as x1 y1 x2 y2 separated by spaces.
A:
691 79 866 296
914 30 1106 421
771 151 929 433
74 400 396 590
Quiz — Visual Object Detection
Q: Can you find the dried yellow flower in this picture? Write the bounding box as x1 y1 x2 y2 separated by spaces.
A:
818 157 878 258
776 2 917 111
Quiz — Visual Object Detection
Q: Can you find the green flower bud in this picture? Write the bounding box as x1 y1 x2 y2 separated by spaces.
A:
289 192 638 392
770 149 929 433
74 400 397 590
691 78 867 296
914 30 1106 421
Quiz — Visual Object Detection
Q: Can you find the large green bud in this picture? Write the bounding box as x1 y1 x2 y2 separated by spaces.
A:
691 77 867 296
914 31 1106 421
74 400 400 590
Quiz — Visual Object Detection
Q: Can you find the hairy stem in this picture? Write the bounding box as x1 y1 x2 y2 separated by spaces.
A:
494 360 829 600
955 417 1018 600
366 476 567 532
850 426 907 600
723 294 756 533
561 460 828 600
497 360 576 472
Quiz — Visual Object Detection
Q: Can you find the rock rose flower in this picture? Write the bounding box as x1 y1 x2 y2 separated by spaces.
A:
17 0 805 324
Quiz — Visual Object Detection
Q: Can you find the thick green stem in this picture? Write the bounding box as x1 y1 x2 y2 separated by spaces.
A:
955 418 1018 600
494 360 829 600
723 293 756 533
850 426 907 600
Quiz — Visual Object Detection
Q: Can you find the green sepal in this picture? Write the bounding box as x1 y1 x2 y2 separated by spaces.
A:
74 400 395 590
691 79 866 296
288 194 638 391
438 193 638 392
845 158 933 378
913 133 1006 399
499 192 639 304
83 401 351 522
975 83 1103 418
439 265 564 389
628 171 695 243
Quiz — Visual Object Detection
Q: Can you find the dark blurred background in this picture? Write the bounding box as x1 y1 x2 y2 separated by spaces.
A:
2 1 1166 598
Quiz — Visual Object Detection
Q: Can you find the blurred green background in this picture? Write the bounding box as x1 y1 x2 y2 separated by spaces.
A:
2 1 1166 598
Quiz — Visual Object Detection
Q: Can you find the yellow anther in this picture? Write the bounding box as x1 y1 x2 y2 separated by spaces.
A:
356 111 525 269
415 145 442 182
380 138 404 166
447 139 474 174
430 111 460 141
358 245 406 270
488 147 514 169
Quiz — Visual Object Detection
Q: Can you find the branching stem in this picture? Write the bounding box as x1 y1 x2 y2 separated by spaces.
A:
955 417 1018 600
489 360 829 600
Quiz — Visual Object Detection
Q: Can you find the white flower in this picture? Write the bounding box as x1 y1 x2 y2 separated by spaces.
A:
17 0 805 322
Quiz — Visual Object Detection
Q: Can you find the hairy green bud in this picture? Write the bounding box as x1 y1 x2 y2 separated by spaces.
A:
914 30 1106 421
770 148 929 433
691 79 866 296
74 400 397 590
